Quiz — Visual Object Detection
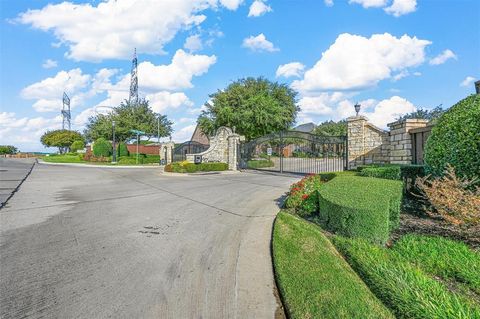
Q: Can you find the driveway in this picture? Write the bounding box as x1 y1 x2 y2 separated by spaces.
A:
0 159 297 318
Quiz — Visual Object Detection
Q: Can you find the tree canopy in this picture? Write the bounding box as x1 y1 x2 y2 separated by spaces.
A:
40 130 84 153
396 105 445 122
84 99 173 142
313 120 347 136
0 145 18 155
198 77 299 140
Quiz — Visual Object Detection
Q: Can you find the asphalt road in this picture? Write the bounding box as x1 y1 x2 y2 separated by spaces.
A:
0 159 297 319
0 158 36 208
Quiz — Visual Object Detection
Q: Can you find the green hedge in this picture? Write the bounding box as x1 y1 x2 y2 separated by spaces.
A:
247 159 275 169
93 138 112 157
165 162 228 173
424 94 480 180
118 154 160 165
318 175 403 244
70 140 85 152
358 166 401 180
117 142 129 156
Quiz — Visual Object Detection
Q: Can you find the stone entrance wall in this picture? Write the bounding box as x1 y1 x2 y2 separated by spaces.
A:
185 127 244 170
347 116 429 169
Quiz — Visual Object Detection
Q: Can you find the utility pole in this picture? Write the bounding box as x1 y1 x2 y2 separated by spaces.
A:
112 120 116 164
157 115 161 165
129 48 139 105
61 92 71 130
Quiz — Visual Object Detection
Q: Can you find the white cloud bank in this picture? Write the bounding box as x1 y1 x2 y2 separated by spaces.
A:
17 0 240 62
276 62 305 78
248 1 272 17
242 33 279 52
460 76 476 87
329 0 417 16
42 59 57 69
292 33 430 92
429 49 457 65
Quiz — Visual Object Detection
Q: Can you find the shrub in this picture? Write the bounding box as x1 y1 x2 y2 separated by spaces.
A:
247 159 275 169
117 142 129 156
164 162 228 173
70 140 85 152
117 156 137 165
284 174 324 216
318 175 403 244
93 138 112 157
0 145 18 155
359 166 401 180
415 164 480 227
424 94 480 180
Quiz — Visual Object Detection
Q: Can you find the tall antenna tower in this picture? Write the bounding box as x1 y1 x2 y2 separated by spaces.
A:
61 92 71 130
129 48 138 105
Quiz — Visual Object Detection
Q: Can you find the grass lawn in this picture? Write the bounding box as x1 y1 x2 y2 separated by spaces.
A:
272 211 394 319
333 235 480 319
42 154 86 163
41 155 159 165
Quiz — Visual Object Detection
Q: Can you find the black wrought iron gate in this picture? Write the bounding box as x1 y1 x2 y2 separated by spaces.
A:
240 131 347 174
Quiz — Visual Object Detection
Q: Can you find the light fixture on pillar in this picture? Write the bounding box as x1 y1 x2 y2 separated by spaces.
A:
354 103 361 116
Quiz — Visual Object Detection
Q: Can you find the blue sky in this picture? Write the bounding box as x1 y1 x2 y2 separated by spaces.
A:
1 0 479 151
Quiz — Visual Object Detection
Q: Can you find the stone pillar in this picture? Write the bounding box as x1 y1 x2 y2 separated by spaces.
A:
387 119 428 164
159 141 175 165
347 116 367 169
227 134 243 171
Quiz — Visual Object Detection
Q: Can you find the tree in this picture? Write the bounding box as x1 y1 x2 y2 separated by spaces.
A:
0 145 18 155
84 99 173 143
40 130 84 153
93 138 111 157
313 120 347 136
70 140 85 152
396 105 445 122
198 77 299 140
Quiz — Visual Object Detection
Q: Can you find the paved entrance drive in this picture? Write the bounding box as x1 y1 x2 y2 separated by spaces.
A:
0 160 297 318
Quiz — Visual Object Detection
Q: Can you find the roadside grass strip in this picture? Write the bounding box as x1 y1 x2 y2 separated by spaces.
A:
392 234 480 296
42 154 86 163
273 211 394 319
332 236 480 319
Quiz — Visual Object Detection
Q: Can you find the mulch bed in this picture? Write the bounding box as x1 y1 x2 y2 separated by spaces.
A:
390 196 480 250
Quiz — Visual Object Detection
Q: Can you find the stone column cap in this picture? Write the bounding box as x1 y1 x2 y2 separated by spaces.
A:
346 115 369 122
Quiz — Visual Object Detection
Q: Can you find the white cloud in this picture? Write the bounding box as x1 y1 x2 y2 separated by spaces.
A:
460 76 476 87
242 33 279 52
42 59 57 69
364 96 416 128
139 49 216 91
349 0 387 8
429 49 457 65
248 1 272 17
276 62 305 78
292 33 430 92
21 68 91 112
171 124 197 142
17 0 238 62
184 34 203 52
384 0 417 17
324 0 334 7
146 92 194 113
0 112 63 151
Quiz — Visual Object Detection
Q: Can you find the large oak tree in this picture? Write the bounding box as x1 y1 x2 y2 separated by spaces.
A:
198 77 299 140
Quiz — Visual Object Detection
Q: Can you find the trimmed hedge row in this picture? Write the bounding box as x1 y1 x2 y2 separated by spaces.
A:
318 175 403 244
247 159 275 169
165 162 228 173
356 164 425 181
117 154 160 165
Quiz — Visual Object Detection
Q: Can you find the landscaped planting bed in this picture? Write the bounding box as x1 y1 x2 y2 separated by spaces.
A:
273 212 394 319
164 161 228 173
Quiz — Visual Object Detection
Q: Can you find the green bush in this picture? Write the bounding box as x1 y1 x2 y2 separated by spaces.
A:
318 175 403 244
359 166 401 180
165 162 228 173
93 138 112 157
247 159 275 169
284 174 324 216
117 142 129 156
424 94 480 180
333 236 480 318
70 140 85 152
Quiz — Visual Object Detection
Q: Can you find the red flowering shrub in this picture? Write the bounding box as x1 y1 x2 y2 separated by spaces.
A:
284 174 323 216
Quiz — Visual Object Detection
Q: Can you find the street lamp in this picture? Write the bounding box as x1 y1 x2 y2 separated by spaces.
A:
354 103 361 116
112 120 116 164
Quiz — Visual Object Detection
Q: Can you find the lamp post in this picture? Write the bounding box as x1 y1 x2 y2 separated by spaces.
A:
354 103 361 116
112 120 116 164
157 114 161 166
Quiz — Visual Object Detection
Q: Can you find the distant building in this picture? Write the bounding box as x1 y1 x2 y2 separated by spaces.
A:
293 122 317 133
190 123 210 145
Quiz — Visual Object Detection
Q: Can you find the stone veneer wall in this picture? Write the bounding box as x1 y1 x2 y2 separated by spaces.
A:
387 119 429 164
347 116 389 169
347 116 429 169
186 127 244 170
